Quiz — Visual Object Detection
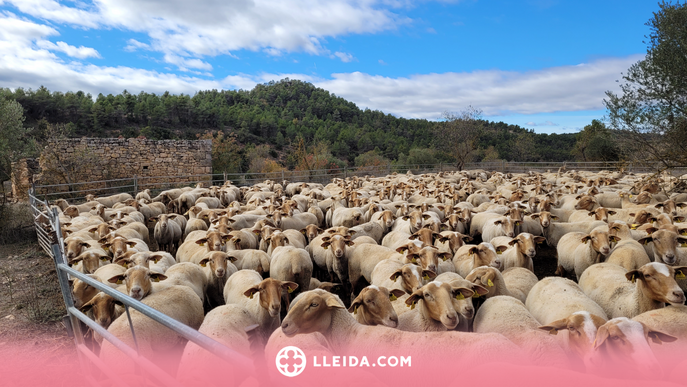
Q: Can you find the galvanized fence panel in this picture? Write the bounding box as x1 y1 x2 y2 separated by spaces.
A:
28 187 254 386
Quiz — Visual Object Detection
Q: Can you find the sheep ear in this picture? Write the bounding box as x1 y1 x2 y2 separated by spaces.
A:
529 213 540 220
625 270 642 283
637 236 653 246
406 253 419 264
580 235 592 243
389 289 405 301
348 292 364 313
405 291 423 309
280 282 299 294
438 253 452 261
422 270 437 280
609 236 621 243
468 247 479 255
195 238 208 246
126 241 137 247
243 286 259 299
593 325 610 349
325 296 344 309
472 284 489 296
495 245 508 254
199 258 210 267
508 238 518 246
147 254 163 264
389 269 403 281
108 274 126 285
150 273 167 282
453 287 474 299
538 318 569 335
608 210 617 215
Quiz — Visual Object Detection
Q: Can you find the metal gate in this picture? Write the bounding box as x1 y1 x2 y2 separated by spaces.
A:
28 187 254 386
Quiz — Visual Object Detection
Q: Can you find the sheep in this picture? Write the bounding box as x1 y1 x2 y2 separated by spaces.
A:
176 304 262 386
176 230 229 263
223 270 298 340
279 290 522 365
90 193 134 208
473 296 571 368
99 236 149 260
568 207 617 223
542 219 607 248
161 262 207 303
71 263 126 309
106 265 170 300
300 224 324 244
481 215 518 242
348 244 405 295
434 272 489 332
452 243 506 278
395 280 474 332
468 212 502 237
69 249 110 274
587 317 678 379
579 262 687 319
348 220 385 244
637 229 687 265
370 260 434 294
331 207 364 228
99 284 204 370
348 285 405 327
464 266 537 304
434 231 472 255
489 233 546 272
80 292 123 343
525 276 608 368
152 214 182 254
318 233 356 285
556 228 617 279
115 251 176 274
226 249 271 276
606 221 652 271
183 206 209 239
269 246 313 308
198 251 238 309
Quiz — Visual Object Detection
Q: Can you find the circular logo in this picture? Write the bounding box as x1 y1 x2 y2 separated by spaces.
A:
275 346 307 377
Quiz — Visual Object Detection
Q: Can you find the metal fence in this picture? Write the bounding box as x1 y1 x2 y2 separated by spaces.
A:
32 161 685 203
28 187 254 387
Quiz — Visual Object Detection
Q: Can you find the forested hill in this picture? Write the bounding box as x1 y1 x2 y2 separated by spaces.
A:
4 79 577 168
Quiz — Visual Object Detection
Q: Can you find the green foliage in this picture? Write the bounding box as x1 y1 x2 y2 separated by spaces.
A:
355 149 391 167
605 1 687 167
573 120 619 161
396 148 441 165
0 93 35 181
6 80 581 170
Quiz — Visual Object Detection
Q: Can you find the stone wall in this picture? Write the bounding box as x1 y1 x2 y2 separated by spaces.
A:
10 158 39 202
14 138 212 199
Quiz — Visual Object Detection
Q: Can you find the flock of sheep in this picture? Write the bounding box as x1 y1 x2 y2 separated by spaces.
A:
45 167 687 383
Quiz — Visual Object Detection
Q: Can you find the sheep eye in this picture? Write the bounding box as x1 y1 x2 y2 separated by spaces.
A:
611 336 620 341
310 303 318 308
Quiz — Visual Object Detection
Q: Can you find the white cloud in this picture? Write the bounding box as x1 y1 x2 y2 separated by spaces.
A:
5 0 406 69
334 52 354 63
36 40 101 59
0 13 642 121
314 56 642 119
525 120 559 126
124 38 150 52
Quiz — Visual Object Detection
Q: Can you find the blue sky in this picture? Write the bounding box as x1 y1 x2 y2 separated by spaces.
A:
0 0 657 133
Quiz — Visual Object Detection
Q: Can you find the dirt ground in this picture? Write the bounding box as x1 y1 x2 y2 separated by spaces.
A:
0 240 75 357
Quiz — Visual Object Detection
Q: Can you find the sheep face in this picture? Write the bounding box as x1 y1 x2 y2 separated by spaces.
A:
102 237 137 260
244 278 298 318
581 229 615 257
348 285 403 328
405 281 472 330
108 266 167 301
493 217 516 238
71 251 110 274
301 224 323 243
71 275 99 309
574 195 597 211
268 232 290 251
589 318 676 378
405 246 451 275
281 290 346 337
390 264 434 293
438 232 471 254
626 262 687 305
379 210 395 230
538 311 606 369
194 231 228 252
409 228 439 246
81 293 118 329
199 252 236 279
321 234 353 259
467 243 505 271
65 239 91 260
638 230 687 265
510 233 545 259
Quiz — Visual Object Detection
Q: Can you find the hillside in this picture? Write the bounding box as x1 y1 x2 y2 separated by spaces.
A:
4 79 578 170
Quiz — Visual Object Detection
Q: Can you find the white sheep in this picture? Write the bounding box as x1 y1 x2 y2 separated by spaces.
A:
269 246 313 307
579 262 687 319
473 296 570 368
490 233 546 272
556 228 617 280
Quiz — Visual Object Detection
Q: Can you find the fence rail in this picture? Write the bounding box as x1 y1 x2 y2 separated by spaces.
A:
28 188 254 387
32 161 686 203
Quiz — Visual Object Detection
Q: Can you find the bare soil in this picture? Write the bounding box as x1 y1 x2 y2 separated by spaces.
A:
0 241 75 357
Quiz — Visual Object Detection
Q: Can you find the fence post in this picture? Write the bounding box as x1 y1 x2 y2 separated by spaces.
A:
133 175 138 195
501 160 505 173
223 171 227 185
344 167 347 180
